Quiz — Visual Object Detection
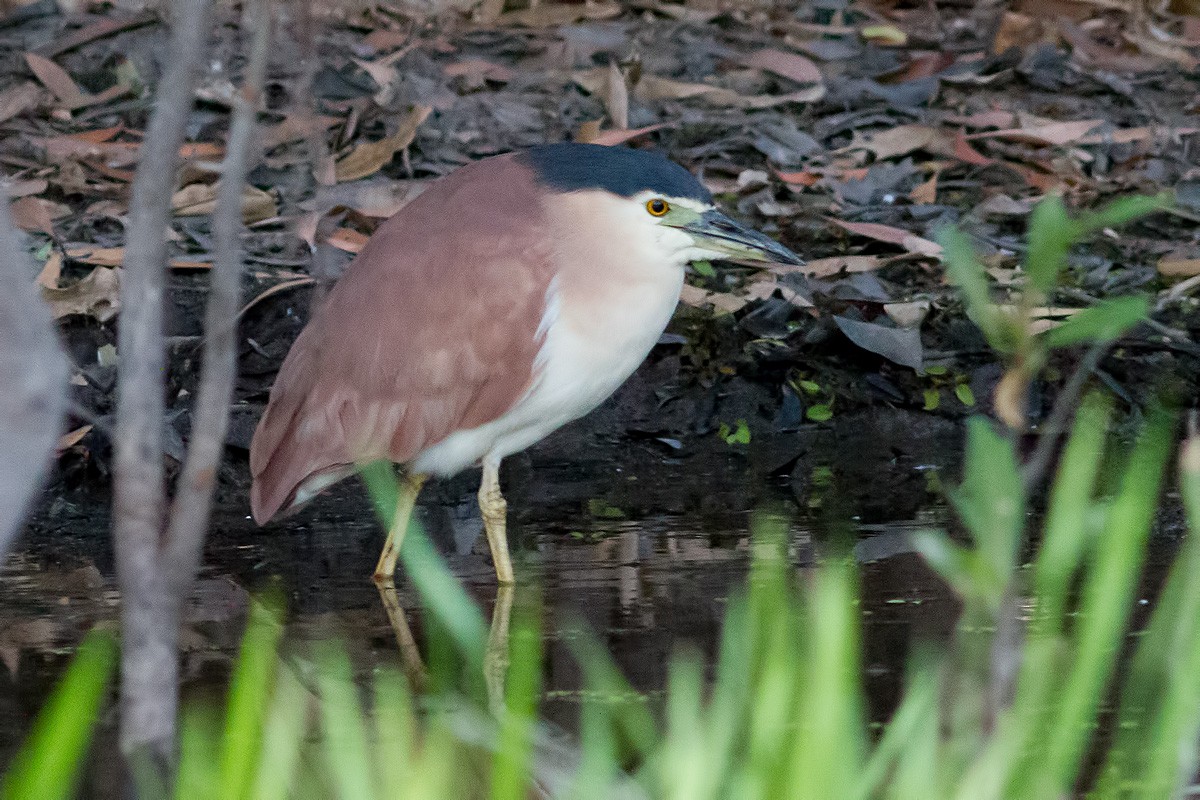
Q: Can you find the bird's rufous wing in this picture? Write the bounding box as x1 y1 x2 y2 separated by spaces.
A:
249 155 555 523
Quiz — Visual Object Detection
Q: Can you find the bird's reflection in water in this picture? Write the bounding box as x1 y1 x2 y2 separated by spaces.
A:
372 577 515 713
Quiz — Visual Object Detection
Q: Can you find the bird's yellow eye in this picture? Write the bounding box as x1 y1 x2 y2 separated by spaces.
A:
646 198 670 217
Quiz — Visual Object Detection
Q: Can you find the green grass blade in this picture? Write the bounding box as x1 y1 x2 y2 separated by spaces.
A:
220 590 285 799
174 702 221 800
373 667 415 795
248 663 310 800
1093 429 1200 797
1024 406 1174 797
0 631 117 800
491 597 542 800
315 643 377 800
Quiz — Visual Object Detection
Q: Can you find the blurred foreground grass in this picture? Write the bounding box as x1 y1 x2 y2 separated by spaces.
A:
4 398 1200 799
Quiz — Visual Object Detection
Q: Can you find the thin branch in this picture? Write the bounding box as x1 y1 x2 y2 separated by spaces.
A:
1021 341 1108 494
164 0 270 604
0 195 68 561
112 0 212 764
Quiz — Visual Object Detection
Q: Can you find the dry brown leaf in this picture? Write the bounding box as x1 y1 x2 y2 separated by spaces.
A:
604 60 629 130
910 173 939 204
10 196 68 234
36 134 139 166
171 182 278 224
3 178 49 198
443 59 515 83
994 367 1030 429
968 119 1104 146
23 52 86 106
855 124 939 160
308 177 431 218
0 81 43 125
861 25 907 46
56 424 94 453
261 115 341 151
1158 257 1200 277
334 105 432 183
37 251 62 289
42 266 120 321
745 278 813 308
679 282 747 314
740 48 823 85
944 110 1018 129
327 227 370 253
633 74 825 107
497 1 622 26
66 246 124 267
774 254 890 278
238 277 316 319
827 219 944 259
1076 126 1200 145
575 123 666 146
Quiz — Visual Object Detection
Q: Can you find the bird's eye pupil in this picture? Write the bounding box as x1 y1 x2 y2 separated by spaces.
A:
647 199 669 216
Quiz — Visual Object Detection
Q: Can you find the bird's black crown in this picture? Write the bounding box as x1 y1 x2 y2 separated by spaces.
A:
519 142 713 204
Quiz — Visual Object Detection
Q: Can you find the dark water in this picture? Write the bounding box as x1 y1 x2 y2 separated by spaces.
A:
0 426 1180 795
0 482 960 785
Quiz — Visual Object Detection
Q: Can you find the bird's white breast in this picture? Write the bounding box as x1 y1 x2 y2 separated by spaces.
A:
410 190 686 476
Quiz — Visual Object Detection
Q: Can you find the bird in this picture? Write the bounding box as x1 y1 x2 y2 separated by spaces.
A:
249 142 802 584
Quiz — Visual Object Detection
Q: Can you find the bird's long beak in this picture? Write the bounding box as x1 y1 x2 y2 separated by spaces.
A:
680 210 804 266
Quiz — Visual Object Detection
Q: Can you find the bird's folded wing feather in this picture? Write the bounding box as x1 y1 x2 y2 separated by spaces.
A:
249 155 555 523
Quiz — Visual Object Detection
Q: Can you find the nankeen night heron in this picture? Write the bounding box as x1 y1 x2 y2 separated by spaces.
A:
249 142 802 584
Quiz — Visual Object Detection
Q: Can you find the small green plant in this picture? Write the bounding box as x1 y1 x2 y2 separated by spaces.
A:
939 193 1166 428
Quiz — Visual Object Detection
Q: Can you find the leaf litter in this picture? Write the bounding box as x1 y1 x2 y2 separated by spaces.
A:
0 0 1194 501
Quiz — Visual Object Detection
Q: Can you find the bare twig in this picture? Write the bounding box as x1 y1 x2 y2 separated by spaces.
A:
164 0 270 608
0 196 68 561
112 0 212 767
1021 341 1108 494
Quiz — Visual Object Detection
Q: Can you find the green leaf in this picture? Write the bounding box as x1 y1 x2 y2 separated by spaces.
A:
798 379 822 395
692 260 716 277
587 498 626 519
1024 195 1078 294
947 417 1024 611
954 382 976 407
806 405 833 422
0 632 117 800
721 419 752 444
924 365 948 376
923 389 940 411
938 227 1014 353
1077 192 1169 233
1041 295 1149 349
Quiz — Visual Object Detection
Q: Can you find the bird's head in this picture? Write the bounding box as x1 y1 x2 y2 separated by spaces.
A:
520 143 804 269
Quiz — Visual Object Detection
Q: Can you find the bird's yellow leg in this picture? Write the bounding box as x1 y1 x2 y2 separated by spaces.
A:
485 584 514 714
373 471 428 581
479 457 515 584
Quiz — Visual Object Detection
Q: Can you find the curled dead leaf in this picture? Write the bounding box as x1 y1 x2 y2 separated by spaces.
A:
679 282 747 314
42 266 120 322
57 424 94 453
1157 257 1200 277
498 1 621 26
993 367 1030 430
10 196 69 235
171 182 278 224
827 218 943 259
0 81 44 125
740 48 823 85
334 105 432 183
